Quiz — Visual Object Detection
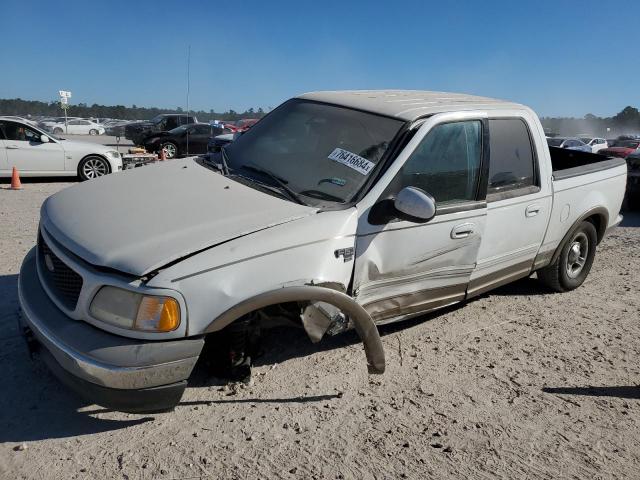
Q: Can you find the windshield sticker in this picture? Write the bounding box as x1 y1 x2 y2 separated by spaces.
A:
328 148 375 175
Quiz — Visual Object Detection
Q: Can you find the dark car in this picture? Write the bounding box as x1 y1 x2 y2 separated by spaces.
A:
125 114 198 146
207 132 236 154
143 123 225 159
626 149 640 208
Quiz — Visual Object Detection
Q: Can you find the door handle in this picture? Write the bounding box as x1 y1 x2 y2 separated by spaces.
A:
6 145 19 149
525 204 541 217
451 223 476 239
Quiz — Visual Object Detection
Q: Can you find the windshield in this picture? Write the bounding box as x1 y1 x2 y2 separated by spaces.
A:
547 138 564 147
150 115 165 124
621 140 640 148
223 99 404 206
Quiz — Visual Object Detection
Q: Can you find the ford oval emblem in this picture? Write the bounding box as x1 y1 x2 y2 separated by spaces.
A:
44 254 55 272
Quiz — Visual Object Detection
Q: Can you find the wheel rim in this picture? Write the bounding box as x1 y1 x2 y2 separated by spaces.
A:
163 143 177 158
566 232 588 279
90 129 97 135
82 158 108 179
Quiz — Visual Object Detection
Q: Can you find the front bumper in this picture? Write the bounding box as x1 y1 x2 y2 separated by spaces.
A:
18 249 204 412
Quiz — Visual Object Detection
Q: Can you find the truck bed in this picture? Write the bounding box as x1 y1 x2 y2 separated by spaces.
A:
537 147 627 264
549 146 626 180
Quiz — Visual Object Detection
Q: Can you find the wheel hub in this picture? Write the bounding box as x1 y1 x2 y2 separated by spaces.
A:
566 233 588 279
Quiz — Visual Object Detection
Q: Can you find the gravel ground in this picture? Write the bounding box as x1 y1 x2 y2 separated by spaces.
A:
1 179 639 479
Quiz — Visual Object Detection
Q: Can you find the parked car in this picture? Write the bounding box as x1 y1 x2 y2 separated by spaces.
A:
546 137 592 153
125 114 198 146
142 123 227 158
104 120 133 137
235 118 259 131
598 140 640 158
221 119 259 133
207 133 236 154
48 119 106 135
626 149 640 207
0 117 122 180
18 91 626 413
578 137 608 153
39 117 80 130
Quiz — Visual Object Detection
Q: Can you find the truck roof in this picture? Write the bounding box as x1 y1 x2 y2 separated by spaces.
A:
298 90 526 121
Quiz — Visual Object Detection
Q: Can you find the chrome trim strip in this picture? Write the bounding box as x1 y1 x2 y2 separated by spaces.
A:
466 260 532 298
362 284 466 323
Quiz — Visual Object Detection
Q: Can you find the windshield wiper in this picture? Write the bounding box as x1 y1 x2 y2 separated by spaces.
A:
241 164 307 206
205 147 231 175
219 146 231 176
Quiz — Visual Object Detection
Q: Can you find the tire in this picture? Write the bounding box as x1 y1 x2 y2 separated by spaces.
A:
78 155 110 181
89 129 98 136
53 127 63 134
537 221 598 292
161 142 178 159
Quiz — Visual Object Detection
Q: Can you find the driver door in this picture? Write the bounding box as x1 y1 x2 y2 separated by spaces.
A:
1 121 65 172
353 113 488 323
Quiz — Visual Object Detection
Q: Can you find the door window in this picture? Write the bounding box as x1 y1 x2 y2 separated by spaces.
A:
193 125 211 135
164 117 178 130
487 119 536 195
383 120 483 205
1 121 41 142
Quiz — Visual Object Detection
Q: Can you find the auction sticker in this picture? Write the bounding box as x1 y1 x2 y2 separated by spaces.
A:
328 148 375 175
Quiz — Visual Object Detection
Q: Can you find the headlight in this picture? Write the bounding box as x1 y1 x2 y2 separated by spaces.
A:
105 150 121 158
90 286 181 332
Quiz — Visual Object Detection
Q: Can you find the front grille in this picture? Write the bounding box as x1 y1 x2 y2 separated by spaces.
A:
38 232 83 310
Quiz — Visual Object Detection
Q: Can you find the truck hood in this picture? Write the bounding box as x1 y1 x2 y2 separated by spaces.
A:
41 158 316 276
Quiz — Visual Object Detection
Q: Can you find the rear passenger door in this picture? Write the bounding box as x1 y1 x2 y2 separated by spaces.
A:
186 124 213 154
468 115 552 297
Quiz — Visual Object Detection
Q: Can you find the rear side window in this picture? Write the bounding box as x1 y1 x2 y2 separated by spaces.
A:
488 119 536 194
383 120 483 205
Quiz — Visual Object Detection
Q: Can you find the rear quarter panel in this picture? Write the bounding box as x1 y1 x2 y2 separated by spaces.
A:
540 164 627 256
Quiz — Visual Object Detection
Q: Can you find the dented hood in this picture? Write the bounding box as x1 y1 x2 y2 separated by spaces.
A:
41 158 316 276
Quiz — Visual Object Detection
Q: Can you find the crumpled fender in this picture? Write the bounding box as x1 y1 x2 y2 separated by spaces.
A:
204 286 386 374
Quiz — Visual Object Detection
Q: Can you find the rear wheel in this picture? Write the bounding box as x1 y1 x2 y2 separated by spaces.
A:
161 142 178 159
89 129 98 136
78 155 110 181
53 127 63 134
537 221 597 292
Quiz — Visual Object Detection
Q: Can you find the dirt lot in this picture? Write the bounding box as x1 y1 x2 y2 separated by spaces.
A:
1 179 639 479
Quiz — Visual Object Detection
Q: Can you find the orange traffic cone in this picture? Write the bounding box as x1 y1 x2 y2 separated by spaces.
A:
158 148 166 161
10 166 23 190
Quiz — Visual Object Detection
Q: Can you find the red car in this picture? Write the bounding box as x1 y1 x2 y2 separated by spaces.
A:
222 118 259 133
599 140 640 158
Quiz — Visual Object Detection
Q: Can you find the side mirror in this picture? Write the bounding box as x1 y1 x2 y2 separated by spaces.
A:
40 134 50 143
393 186 436 222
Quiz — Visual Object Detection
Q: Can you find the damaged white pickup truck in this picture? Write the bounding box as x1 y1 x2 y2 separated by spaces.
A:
19 91 626 412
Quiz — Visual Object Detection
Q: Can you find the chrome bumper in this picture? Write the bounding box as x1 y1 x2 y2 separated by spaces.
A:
18 248 203 391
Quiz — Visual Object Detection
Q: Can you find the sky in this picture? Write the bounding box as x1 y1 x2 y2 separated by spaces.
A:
0 0 637 117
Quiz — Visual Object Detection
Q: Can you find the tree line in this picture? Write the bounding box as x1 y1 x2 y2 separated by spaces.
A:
2 98 639 137
541 106 640 137
0 98 267 122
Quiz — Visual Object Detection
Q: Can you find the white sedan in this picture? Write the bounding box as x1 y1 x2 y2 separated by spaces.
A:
0 117 122 180
48 119 105 135
579 137 609 154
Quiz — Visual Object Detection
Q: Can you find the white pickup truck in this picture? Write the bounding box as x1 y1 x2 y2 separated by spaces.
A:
18 91 626 412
